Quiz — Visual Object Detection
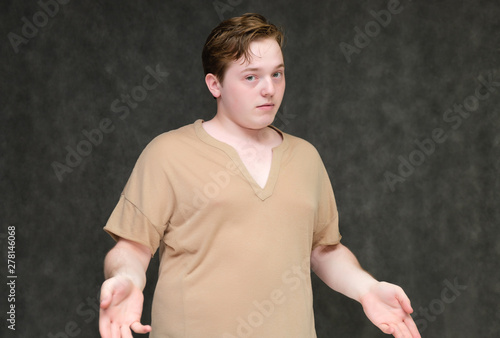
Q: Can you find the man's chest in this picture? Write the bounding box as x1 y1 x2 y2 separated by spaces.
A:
236 145 274 189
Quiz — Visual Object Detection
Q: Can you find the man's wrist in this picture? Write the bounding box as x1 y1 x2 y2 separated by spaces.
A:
107 270 146 290
355 274 379 302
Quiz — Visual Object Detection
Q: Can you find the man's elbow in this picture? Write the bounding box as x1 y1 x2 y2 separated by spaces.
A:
311 243 344 269
312 242 343 256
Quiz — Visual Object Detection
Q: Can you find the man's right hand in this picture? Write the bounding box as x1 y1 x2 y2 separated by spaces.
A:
99 274 151 337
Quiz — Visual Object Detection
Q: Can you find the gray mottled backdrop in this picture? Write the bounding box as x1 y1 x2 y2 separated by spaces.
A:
1 0 499 337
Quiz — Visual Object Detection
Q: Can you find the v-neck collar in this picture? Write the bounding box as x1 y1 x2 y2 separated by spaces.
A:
194 119 289 201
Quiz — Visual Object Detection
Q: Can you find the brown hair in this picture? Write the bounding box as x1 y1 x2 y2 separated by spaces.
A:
202 13 284 84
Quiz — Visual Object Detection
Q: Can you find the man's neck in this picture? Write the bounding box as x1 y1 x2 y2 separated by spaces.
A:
202 115 282 149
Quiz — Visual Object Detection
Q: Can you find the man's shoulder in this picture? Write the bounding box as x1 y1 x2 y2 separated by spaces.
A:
149 121 197 145
141 121 198 156
282 131 321 156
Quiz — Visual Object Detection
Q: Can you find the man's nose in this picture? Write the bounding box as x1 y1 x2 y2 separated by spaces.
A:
261 77 276 96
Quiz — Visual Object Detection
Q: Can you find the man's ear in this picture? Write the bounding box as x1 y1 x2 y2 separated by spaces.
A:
205 73 222 99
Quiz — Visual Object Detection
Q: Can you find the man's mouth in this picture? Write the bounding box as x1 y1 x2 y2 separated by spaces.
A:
257 103 275 109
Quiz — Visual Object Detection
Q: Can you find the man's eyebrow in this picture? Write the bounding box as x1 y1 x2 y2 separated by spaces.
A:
241 63 285 73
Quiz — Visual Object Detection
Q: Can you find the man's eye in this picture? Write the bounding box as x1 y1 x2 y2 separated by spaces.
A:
273 72 283 78
245 75 256 81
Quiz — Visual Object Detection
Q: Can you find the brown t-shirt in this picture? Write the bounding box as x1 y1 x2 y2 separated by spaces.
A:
104 119 341 337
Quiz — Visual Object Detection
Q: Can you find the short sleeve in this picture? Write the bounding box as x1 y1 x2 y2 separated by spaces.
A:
103 134 175 256
312 158 342 249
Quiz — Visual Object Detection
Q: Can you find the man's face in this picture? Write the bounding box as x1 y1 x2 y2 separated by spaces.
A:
216 38 285 131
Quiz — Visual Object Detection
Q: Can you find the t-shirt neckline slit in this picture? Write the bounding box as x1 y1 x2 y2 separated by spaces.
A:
194 119 288 200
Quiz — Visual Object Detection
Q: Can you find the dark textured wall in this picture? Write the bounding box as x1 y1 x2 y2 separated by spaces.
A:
1 0 499 337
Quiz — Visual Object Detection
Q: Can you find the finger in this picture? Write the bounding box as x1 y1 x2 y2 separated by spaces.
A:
101 278 131 309
396 289 414 314
388 324 402 338
100 289 111 309
379 323 394 335
404 315 422 338
100 279 116 309
395 321 413 338
98 312 111 338
120 324 134 338
100 296 111 309
108 321 120 338
131 321 152 334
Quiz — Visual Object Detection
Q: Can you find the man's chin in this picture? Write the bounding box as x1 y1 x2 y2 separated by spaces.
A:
253 115 277 129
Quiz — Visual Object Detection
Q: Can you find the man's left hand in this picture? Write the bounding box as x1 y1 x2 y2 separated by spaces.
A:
360 281 421 338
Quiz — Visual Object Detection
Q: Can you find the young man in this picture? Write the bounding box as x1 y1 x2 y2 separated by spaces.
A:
99 13 421 338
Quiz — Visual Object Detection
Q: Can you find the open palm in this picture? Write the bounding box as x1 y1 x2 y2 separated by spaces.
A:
99 275 151 338
360 282 421 338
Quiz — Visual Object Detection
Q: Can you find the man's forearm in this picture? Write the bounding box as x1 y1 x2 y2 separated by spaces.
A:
104 239 151 290
311 243 378 302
